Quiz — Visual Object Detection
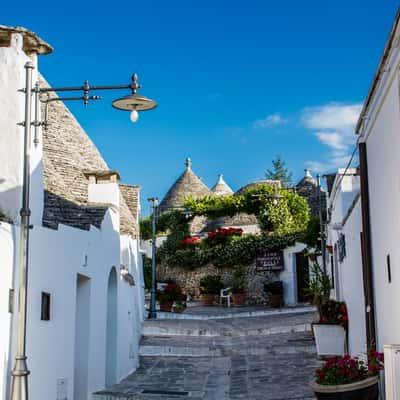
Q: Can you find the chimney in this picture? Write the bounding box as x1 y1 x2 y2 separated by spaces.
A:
85 170 121 208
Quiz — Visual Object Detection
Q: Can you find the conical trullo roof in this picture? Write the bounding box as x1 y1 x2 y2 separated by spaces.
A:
211 174 234 197
159 158 212 213
295 169 325 217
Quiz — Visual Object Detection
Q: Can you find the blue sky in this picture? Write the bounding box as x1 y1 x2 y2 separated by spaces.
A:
2 1 399 214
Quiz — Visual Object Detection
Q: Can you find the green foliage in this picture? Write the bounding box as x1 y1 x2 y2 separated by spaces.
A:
155 183 312 271
265 155 293 188
142 255 152 290
160 233 299 270
184 184 310 236
230 265 246 293
305 260 332 308
199 275 223 294
301 216 321 249
264 281 283 295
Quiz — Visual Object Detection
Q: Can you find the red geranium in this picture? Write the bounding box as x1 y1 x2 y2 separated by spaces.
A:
206 228 243 245
179 236 201 248
315 352 384 385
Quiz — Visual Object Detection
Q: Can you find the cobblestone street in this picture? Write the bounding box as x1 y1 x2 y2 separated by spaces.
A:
95 308 320 400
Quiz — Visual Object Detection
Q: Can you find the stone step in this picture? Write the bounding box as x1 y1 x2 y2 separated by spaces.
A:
142 312 314 337
139 332 316 357
155 305 316 321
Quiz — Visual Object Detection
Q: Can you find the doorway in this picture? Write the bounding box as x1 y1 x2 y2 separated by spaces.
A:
105 267 118 387
74 274 91 400
296 253 310 302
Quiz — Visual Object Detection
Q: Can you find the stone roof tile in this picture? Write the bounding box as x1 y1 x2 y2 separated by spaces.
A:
159 158 212 213
41 76 138 235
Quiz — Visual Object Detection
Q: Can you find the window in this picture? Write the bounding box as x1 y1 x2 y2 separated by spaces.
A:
41 292 51 321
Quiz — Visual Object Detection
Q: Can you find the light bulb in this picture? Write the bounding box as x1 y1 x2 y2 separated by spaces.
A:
130 109 139 123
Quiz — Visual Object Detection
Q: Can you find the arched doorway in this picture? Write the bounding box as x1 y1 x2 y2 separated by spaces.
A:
105 267 117 387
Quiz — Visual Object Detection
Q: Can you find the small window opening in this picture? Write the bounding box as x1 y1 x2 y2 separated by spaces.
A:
41 292 51 321
387 254 392 284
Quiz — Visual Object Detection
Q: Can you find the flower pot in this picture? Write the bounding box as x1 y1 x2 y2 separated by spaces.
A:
200 293 215 306
159 301 173 312
269 294 283 308
313 324 346 356
310 376 379 400
232 293 246 306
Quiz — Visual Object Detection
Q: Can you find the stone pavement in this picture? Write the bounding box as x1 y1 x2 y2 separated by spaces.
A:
94 308 320 400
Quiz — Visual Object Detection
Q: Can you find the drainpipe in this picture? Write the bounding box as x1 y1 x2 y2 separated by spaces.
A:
358 142 377 349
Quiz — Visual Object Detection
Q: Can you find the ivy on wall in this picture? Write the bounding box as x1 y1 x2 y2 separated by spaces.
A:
160 233 300 270
141 184 313 270
184 184 310 235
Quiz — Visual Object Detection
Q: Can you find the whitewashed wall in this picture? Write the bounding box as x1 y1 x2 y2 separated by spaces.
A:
1 212 142 400
358 40 400 351
0 30 144 400
327 172 367 357
281 242 308 306
0 34 43 226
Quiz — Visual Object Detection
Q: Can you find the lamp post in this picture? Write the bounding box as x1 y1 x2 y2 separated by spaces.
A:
316 174 327 273
146 203 194 319
148 197 159 319
11 62 157 400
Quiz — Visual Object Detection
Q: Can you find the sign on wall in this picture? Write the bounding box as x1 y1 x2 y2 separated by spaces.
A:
256 251 284 272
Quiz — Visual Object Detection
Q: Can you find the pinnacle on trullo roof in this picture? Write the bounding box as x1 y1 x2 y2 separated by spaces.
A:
211 174 234 197
159 158 212 213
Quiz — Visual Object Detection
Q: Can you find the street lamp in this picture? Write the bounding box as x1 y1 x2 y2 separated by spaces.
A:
11 61 157 400
147 201 194 319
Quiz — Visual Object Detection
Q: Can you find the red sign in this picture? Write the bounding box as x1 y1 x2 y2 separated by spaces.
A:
256 251 284 272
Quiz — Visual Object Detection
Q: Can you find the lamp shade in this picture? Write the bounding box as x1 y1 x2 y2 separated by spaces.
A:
112 93 157 111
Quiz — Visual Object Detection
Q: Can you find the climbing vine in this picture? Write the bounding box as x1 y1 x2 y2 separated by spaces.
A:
141 184 312 270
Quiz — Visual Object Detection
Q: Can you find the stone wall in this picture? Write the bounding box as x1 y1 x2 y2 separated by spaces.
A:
157 262 277 304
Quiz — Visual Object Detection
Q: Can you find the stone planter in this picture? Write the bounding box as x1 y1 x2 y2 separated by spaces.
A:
269 294 283 308
200 293 215 306
313 324 346 356
159 301 173 312
232 292 246 306
310 376 379 400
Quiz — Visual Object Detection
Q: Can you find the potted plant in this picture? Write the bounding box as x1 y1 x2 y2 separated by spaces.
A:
173 300 186 313
313 299 348 356
157 281 182 312
230 266 247 306
199 275 223 306
264 281 284 308
310 350 384 400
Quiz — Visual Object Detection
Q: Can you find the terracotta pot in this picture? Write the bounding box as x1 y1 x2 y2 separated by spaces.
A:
232 293 246 306
310 376 379 400
200 293 215 306
159 301 173 312
269 294 283 308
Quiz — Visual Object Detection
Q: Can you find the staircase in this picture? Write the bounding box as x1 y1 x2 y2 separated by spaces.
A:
94 308 319 400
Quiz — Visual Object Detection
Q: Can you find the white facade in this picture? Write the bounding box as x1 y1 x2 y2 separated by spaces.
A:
0 29 145 400
326 170 367 357
356 14 400 354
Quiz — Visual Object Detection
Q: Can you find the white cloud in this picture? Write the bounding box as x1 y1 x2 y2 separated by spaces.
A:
253 113 287 129
315 131 347 151
302 103 362 172
303 103 362 131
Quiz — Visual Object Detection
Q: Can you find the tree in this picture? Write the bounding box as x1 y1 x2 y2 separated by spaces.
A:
265 155 293 188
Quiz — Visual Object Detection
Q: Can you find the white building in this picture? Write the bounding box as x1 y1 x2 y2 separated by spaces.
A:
355 8 400 361
0 26 145 400
325 169 367 357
